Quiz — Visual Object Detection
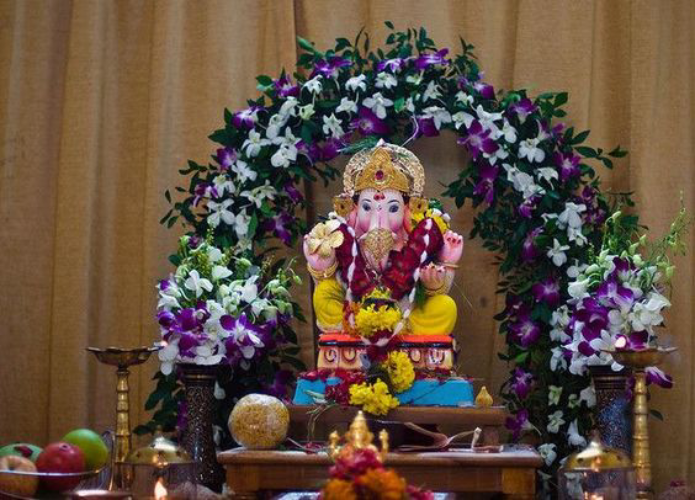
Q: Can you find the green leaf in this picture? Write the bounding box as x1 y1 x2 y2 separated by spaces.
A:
297 36 317 54
649 409 664 421
385 20 394 29
576 146 597 158
256 75 273 86
394 97 406 113
164 189 172 204
572 130 591 145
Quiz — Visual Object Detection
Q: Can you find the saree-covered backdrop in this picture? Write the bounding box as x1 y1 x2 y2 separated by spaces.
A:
0 0 693 491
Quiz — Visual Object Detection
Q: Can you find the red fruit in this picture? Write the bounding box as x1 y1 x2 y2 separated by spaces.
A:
36 442 85 491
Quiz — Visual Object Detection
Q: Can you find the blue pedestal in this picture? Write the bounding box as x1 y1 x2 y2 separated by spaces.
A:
293 377 475 407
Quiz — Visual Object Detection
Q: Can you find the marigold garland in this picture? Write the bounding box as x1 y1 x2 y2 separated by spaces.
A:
355 304 402 338
349 379 400 416
355 468 407 500
385 351 415 393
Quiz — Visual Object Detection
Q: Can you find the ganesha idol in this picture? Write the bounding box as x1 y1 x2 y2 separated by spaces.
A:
292 143 475 406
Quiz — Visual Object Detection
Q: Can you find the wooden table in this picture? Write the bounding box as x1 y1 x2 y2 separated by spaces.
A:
288 404 508 446
218 446 543 499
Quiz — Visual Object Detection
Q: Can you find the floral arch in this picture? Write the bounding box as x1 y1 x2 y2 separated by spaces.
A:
149 24 680 480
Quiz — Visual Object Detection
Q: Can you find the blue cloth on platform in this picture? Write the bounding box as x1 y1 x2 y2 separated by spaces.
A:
292 377 475 406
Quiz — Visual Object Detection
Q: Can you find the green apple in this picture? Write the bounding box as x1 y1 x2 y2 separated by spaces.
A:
0 443 43 462
61 429 109 470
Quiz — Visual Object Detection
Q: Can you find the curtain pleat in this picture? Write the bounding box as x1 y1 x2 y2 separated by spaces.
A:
0 0 693 491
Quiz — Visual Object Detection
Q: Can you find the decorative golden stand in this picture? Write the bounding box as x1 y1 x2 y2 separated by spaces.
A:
87 346 159 489
609 347 676 499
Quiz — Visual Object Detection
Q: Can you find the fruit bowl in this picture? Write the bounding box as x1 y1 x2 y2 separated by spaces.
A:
0 467 108 499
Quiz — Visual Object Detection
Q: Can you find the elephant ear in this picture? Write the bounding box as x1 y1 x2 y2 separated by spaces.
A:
333 195 354 218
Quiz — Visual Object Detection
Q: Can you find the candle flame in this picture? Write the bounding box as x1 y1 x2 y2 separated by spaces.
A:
154 478 167 500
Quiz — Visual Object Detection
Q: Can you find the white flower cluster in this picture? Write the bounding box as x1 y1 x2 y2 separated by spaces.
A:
156 237 295 375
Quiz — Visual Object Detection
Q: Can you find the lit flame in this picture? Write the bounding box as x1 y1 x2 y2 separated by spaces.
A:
154 478 168 500
615 335 627 349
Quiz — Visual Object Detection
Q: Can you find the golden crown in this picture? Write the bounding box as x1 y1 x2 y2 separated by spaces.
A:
354 148 410 193
334 143 426 217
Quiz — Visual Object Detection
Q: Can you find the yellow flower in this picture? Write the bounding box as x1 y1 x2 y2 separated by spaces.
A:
355 468 407 500
306 220 344 258
322 478 357 500
385 351 415 393
411 208 449 235
355 304 402 338
349 380 400 416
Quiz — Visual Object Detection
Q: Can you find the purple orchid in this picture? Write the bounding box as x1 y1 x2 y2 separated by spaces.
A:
572 298 609 342
521 227 543 262
615 331 649 351
187 234 201 249
511 368 534 400
312 56 351 78
505 409 529 440
351 107 390 136
308 136 348 162
414 49 450 70
473 81 495 100
553 151 581 181
596 278 635 311
265 211 294 245
377 57 407 73
646 367 674 388
221 314 266 361
532 277 561 307
509 98 537 123
264 369 293 399
216 147 237 170
274 75 299 98
416 116 439 137
457 120 499 159
233 106 262 129
283 181 303 204
157 309 176 329
193 182 218 206
472 163 499 205
509 314 541 348
518 196 539 219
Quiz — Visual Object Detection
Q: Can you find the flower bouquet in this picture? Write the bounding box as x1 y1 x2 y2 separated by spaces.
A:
559 206 691 385
138 234 304 440
321 445 433 500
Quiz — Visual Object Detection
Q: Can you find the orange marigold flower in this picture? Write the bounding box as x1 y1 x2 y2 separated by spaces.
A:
355 468 407 500
322 478 357 500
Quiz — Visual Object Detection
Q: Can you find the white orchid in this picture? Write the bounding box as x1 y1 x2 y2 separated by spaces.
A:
303 75 323 94
345 74 366 92
375 72 398 89
231 159 258 184
241 182 276 208
184 270 213 298
212 174 235 197
536 167 559 185
421 106 452 130
579 386 596 407
567 420 587 447
362 92 394 119
421 80 442 101
298 103 315 121
538 443 557 466
207 199 235 228
500 120 517 143
322 113 345 138
547 238 570 267
550 346 568 372
158 340 179 375
548 385 563 406
232 211 251 238
547 410 565 433
212 265 232 281
336 96 358 115
518 137 545 163
242 129 270 157
452 111 474 130
455 90 474 106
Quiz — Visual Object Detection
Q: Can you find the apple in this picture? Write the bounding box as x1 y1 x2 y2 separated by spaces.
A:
0 455 39 498
36 442 85 491
0 443 42 463
62 429 109 470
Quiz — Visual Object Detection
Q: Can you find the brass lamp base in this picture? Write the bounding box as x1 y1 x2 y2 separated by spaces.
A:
606 347 676 499
87 346 159 489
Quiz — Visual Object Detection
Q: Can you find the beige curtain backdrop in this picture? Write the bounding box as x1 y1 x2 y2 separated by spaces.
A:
0 0 693 491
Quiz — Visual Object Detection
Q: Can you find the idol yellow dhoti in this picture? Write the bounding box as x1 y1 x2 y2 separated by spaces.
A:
313 278 457 335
